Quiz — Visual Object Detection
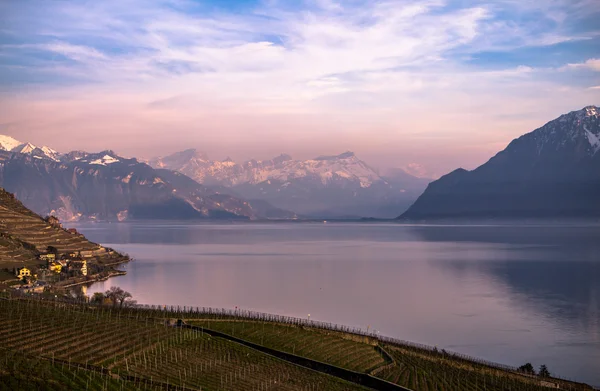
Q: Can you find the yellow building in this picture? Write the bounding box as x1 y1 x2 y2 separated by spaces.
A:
15 267 31 280
81 260 88 276
49 262 62 274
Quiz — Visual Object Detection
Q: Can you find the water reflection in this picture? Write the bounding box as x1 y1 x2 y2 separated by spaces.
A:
74 222 600 385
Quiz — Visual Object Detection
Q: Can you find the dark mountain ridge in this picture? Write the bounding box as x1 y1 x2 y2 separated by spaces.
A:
400 106 600 220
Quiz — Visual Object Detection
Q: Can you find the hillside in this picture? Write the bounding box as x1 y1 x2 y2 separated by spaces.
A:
400 106 600 220
0 187 128 272
0 298 592 391
0 299 369 391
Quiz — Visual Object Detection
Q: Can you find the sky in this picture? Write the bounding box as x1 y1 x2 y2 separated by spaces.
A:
0 0 599 177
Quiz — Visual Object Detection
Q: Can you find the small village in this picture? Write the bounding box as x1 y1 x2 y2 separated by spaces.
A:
12 247 93 293
0 197 131 296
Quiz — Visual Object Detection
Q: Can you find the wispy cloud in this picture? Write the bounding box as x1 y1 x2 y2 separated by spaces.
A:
565 58 600 71
0 0 599 173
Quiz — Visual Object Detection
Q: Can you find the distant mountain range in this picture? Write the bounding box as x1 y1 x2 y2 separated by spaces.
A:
4 105 597 222
149 151 430 218
0 135 61 161
400 105 600 220
0 137 295 221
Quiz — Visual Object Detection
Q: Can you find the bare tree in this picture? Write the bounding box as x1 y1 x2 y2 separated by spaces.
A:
104 286 133 308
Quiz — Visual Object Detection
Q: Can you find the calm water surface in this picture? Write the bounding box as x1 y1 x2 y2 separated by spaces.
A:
76 222 600 385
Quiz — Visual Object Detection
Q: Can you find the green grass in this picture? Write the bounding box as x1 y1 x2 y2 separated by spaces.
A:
189 319 387 373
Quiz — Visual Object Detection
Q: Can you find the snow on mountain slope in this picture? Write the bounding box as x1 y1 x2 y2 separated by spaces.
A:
531 105 600 156
14 142 37 154
150 150 429 218
585 125 600 154
40 146 60 161
151 150 387 188
88 154 120 165
255 152 381 187
0 134 60 161
0 135 24 151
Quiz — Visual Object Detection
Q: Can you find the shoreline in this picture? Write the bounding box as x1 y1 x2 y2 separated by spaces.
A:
58 269 127 289
68 218 600 227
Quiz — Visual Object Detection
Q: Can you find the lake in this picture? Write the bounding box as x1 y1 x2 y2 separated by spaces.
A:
76 222 600 386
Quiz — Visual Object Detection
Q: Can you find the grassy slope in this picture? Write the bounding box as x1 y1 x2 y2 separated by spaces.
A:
0 299 368 391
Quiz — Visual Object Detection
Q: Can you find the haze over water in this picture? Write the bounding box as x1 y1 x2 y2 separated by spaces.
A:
80 222 600 386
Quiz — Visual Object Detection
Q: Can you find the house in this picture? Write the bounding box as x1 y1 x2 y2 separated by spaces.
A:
69 259 88 276
39 253 56 262
67 228 78 235
48 262 62 274
15 267 31 280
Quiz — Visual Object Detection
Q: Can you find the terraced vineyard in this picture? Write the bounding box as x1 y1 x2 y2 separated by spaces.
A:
0 350 150 391
118 329 366 390
0 202 96 254
0 299 369 391
1 298 594 391
184 317 593 391
376 345 589 391
0 187 128 272
189 320 387 373
0 234 38 270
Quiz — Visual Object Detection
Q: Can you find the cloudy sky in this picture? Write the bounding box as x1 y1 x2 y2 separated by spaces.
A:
1 0 599 176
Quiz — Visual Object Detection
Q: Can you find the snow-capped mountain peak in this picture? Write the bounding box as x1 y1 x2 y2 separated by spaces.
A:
14 142 37 154
532 105 600 156
0 135 24 151
89 154 120 165
150 150 386 188
41 146 58 156
0 135 61 161
148 149 428 218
